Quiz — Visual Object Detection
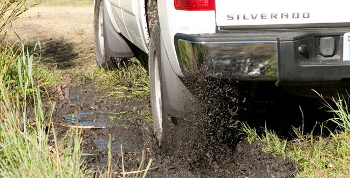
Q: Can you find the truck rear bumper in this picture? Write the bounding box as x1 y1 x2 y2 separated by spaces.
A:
174 28 350 86
175 33 278 80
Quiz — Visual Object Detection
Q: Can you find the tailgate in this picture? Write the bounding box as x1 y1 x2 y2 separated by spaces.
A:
216 0 350 28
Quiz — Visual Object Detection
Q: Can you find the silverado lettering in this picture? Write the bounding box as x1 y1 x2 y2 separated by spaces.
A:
227 13 310 20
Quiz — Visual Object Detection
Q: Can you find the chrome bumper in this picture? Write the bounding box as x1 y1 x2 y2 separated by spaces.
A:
175 34 278 80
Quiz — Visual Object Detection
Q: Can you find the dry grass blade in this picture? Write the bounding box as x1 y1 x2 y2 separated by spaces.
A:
113 166 157 176
0 0 38 35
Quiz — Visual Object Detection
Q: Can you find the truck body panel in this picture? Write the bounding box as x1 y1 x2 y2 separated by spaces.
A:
107 0 148 52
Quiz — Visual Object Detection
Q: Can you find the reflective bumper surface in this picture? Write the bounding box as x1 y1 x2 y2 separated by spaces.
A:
175 34 278 80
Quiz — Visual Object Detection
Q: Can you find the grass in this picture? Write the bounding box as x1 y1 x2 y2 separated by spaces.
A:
240 123 287 158
101 137 153 178
0 41 85 177
0 1 85 176
92 58 150 99
0 0 34 34
241 93 350 177
1 41 60 95
66 57 149 99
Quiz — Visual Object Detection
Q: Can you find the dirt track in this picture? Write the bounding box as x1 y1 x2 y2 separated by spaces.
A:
7 5 335 177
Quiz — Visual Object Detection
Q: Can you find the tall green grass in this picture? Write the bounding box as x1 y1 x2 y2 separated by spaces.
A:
1 1 85 176
0 42 85 177
240 123 288 158
1 0 59 95
1 41 59 96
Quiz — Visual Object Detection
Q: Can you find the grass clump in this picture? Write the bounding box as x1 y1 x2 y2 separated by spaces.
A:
93 58 150 99
1 41 59 96
241 94 350 177
240 123 287 158
97 137 153 178
290 92 350 177
70 58 149 99
289 130 350 177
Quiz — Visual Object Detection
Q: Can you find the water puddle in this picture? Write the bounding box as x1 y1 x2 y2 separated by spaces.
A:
63 111 140 152
63 111 124 128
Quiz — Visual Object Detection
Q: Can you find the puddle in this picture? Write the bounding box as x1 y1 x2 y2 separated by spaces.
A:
63 114 107 128
63 111 122 128
63 111 140 152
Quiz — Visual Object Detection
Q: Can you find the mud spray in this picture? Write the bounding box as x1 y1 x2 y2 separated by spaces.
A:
161 75 333 177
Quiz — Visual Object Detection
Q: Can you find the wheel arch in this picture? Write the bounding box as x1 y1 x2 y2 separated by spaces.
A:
101 0 135 58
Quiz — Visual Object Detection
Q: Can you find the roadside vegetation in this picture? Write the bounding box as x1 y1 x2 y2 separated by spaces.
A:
241 93 350 177
1 0 85 177
2 1 152 177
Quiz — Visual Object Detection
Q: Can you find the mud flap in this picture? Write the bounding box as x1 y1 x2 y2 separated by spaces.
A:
160 37 195 119
102 2 134 58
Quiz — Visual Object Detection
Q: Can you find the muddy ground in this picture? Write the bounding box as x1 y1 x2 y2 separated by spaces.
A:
7 5 335 177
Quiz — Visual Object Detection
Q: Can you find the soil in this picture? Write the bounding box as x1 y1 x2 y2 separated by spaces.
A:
7 5 334 177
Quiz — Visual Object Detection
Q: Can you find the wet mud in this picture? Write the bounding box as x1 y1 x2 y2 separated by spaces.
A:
50 82 156 173
49 77 308 177
47 73 335 177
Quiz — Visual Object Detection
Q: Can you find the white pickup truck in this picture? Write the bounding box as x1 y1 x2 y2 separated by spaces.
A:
94 0 350 146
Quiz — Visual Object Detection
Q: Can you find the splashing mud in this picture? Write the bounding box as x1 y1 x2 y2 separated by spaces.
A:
150 75 331 177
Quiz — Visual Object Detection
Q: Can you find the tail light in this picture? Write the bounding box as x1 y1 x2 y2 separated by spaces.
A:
174 0 215 11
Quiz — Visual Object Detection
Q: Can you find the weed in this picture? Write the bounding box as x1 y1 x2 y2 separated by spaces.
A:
240 122 287 157
240 122 259 144
315 90 350 132
95 137 153 178
1 41 59 97
260 125 288 158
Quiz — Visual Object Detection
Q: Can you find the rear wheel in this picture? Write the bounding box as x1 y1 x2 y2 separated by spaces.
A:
94 0 120 70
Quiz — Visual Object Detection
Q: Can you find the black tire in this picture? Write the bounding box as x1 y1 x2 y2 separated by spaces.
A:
149 24 176 150
93 0 118 70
